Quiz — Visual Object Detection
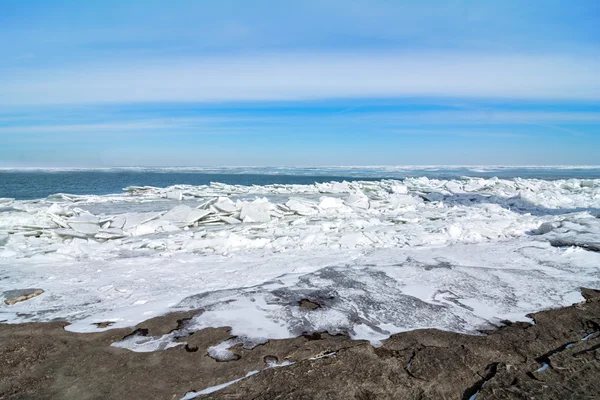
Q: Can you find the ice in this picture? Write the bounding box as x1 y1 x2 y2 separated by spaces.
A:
181 370 260 399
68 222 99 236
166 190 183 201
112 331 183 352
122 212 162 231
536 363 549 372
161 205 194 224
240 199 271 223
213 197 237 213
308 351 337 360
1 177 600 352
318 197 347 210
54 229 90 239
286 198 318 215
185 209 212 226
218 215 241 225
207 338 243 361
345 193 370 209
537 216 600 251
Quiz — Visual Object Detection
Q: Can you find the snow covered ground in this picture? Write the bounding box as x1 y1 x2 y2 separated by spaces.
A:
1 177 599 348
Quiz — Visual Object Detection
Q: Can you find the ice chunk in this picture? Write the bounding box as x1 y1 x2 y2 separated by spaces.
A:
536 221 560 235
161 205 194 224
68 212 99 224
339 232 372 248
390 183 409 194
68 222 99 236
112 332 182 352
95 229 127 240
286 198 318 216
55 229 90 239
240 200 271 223
181 370 260 399
219 215 241 225
207 338 242 361
122 212 162 231
110 215 126 229
213 197 237 213
185 209 212 226
345 193 369 209
319 197 346 209
446 225 463 239
542 217 600 251
133 220 179 236
165 190 183 201
47 203 69 216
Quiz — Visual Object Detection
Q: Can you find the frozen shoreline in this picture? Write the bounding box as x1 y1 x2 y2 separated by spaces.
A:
1 177 599 346
1 288 600 399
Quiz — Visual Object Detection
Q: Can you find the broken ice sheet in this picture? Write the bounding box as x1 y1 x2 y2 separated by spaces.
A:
1 177 599 352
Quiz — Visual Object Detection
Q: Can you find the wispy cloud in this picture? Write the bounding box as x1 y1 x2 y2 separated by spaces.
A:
3 52 599 106
3 109 598 138
349 111 600 124
384 129 531 138
0 118 254 134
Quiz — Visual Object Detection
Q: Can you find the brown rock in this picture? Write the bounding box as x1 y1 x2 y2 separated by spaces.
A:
0 289 599 399
3 289 44 305
299 299 321 310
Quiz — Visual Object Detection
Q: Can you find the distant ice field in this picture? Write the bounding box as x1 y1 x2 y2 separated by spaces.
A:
1 168 600 352
2 166 600 200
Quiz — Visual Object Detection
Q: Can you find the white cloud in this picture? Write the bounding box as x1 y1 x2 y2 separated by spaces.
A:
2 52 600 105
349 111 600 124
0 118 243 134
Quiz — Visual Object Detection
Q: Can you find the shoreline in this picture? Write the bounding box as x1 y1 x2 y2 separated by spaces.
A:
1 288 599 399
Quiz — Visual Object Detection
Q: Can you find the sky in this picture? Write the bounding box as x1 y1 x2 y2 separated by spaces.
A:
1 0 599 167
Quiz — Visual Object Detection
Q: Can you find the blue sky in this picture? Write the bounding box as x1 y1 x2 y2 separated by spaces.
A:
1 0 599 166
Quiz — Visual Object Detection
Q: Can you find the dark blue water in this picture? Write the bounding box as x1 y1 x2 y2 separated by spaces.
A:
1 167 599 200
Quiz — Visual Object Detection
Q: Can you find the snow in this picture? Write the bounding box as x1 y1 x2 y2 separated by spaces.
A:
207 338 243 361
1 177 600 351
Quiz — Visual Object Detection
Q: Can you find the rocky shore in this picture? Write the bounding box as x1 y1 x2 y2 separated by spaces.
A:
1 288 600 400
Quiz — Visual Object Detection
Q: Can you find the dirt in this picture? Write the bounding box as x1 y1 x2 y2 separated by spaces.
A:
1 288 600 400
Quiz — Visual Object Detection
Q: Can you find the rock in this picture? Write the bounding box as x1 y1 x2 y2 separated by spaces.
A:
3 288 44 305
92 321 115 329
1 289 600 399
299 299 321 310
